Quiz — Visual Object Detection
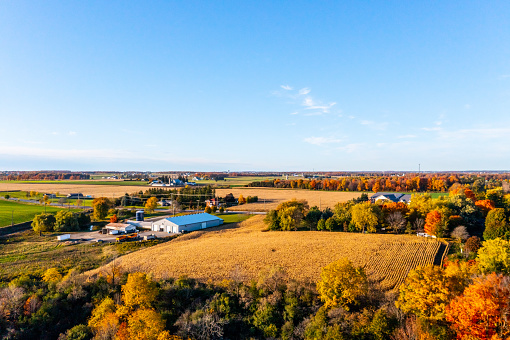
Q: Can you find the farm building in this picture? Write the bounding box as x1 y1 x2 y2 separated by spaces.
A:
370 192 412 204
67 193 84 199
152 213 223 233
103 223 137 234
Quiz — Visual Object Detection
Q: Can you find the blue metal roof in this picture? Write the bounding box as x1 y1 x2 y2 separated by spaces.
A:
164 213 223 226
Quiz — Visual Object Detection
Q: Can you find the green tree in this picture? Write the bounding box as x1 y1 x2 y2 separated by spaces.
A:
54 210 79 232
32 213 56 233
476 238 510 275
316 258 368 310
264 209 280 230
483 208 509 240
305 206 322 231
350 202 379 233
92 197 111 220
325 217 337 231
317 218 326 231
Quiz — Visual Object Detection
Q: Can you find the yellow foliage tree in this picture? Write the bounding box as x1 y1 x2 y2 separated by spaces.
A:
145 197 158 213
316 258 368 310
350 202 379 233
88 296 116 330
42 268 62 284
126 308 166 340
92 197 111 220
396 264 470 321
122 272 159 310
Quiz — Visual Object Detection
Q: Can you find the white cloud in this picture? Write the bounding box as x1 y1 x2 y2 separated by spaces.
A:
281 85 293 90
68 131 77 136
299 87 311 95
499 74 510 79
361 120 374 125
398 134 417 139
464 104 471 109
290 112 298 115
304 136 342 146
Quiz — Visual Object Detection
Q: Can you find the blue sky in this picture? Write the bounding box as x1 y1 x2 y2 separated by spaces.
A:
1 1 509 171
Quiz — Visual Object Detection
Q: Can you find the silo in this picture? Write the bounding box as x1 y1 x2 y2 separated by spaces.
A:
136 210 144 221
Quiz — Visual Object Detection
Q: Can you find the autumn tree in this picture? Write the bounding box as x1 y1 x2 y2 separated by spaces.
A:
446 273 510 340
396 264 472 321
264 199 308 231
42 267 62 284
464 236 482 256
238 194 246 205
483 208 509 240
476 238 510 275
32 213 56 234
145 197 158 213
351 202 379 233
316 258 368 310
424 210 441 237
122 272 159 310
110 214 118 223
92 197 111 220
126 308 166 340
475 199 494 215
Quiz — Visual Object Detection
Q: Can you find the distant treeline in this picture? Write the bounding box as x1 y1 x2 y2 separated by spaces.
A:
1 172 90 181
247 174 510 193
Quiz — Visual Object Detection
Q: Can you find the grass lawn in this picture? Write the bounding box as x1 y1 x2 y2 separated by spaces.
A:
214 213 251 224
0 199 79 228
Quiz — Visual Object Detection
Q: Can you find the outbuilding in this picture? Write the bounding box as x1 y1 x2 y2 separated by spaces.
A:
104 223 137 234
152 213 223 233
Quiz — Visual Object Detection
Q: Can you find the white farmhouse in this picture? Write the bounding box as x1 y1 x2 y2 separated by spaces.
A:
152 213 223 233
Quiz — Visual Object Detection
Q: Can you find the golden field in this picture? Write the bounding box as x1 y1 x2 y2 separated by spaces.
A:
217 188 361 211
0 183 148 198
89 216 445 290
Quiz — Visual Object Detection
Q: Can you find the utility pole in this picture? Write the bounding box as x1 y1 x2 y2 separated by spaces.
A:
11 210 14 226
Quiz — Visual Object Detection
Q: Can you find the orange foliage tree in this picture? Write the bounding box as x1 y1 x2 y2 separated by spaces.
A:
475 199 496 216
382 202 410 216
110 214 118 223
424 210 441 236
446 273 510 340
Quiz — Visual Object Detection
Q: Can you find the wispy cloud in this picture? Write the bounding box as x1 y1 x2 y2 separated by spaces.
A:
290 112 298 115
398 134 417 139
281 85 293 90
68 131 77 136
499 74 510 79
304 136 342 146
302 96 336 113
299 87 311 95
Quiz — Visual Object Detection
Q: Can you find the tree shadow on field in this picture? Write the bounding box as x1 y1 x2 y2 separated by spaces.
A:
171 221 246 243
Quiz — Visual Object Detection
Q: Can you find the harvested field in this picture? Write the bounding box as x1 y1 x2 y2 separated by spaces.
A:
88 216 444 290
217 188 361 211
0 183 148 198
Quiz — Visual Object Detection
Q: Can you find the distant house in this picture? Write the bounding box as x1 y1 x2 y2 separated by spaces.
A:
205 198 219 207
370 192 412 204
67 193 84 199
151 213 223 233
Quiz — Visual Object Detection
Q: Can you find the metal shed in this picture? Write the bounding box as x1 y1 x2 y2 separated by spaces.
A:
152 213 224 233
